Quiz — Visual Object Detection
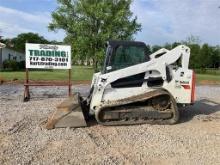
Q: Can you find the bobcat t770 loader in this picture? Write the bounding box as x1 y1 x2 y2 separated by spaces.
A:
46 40 195 129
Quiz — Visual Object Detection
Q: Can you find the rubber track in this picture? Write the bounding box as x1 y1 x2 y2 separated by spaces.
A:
95 89 179 125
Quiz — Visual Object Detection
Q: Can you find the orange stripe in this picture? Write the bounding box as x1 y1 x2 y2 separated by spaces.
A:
181 84 191 89
191 71 196 103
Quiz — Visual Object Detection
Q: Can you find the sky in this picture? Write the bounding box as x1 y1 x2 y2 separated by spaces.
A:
0 0 220 45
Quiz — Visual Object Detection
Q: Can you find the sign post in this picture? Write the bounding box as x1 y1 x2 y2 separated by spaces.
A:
24 43 72 101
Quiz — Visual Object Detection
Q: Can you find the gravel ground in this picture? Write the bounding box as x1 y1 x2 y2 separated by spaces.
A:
0 84 220 165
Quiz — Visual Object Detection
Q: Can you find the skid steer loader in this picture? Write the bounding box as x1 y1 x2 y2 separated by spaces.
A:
46 40 195 129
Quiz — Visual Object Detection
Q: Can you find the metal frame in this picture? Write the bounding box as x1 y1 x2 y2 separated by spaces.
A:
23 68 72 102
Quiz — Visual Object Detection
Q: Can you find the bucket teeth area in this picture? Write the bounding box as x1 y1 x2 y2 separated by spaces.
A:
45 93 87 129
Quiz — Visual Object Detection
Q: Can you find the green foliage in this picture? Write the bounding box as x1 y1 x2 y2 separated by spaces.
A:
2 60 25 71
156 35 220 69
172 42 181 48
0 66 94 81
17 61 25 70
195 68 220 75
151 45 162 52
187 43 220 69
2 33 49 52
200 44 212 68
187 44 201 68
181 35 220 69
210 46 220 68
49 0 141 69
164 43 172 50
3 60 19 71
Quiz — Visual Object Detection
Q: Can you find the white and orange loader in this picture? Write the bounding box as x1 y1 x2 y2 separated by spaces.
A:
46 40 196 129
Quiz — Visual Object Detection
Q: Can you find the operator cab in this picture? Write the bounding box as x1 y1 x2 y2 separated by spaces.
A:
103 40 150 73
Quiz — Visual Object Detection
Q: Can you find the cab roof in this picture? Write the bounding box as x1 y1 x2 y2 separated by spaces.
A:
107 40 146 48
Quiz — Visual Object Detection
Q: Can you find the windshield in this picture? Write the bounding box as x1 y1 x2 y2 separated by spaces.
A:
106 45 148 72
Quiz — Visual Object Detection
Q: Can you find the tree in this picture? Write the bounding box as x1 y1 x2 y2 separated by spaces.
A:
185 35 201 45
172 42 181 49
164 43 172 50
151 45 162 52
199 44 212 68
210 46 220 68
9 33 49 52
49 0 141 69
188 44 201 69
183 35 202 69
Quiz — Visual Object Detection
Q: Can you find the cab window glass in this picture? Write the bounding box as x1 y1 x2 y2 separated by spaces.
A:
110 46 146 71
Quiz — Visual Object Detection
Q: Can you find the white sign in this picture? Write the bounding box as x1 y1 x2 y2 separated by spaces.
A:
25 43 71 69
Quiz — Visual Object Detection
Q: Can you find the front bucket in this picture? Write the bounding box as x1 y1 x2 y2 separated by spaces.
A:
45 93 87 129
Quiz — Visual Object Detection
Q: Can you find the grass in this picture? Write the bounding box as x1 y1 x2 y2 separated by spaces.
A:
195 69 220 84
0 66 94 81
196 74 220 84
1 66 220 85
195 68 220 75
